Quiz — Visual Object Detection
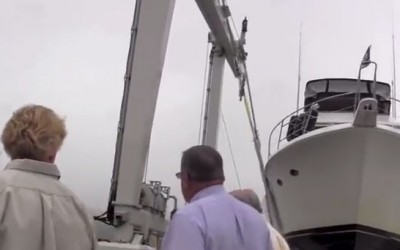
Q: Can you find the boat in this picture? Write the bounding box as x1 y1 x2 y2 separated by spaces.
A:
265 48 400 249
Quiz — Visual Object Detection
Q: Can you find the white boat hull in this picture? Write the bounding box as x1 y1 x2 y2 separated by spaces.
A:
265 124 400 249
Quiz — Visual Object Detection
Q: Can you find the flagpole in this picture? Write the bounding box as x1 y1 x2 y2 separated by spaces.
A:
354 66 362 113
355 46 372 112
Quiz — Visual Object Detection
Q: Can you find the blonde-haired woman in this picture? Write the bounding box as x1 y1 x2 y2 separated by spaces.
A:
0 104 97 250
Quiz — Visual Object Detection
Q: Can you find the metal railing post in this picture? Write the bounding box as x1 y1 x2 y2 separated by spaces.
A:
277 120 284 150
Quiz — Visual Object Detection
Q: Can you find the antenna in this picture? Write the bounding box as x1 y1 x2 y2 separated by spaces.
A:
296 22 303 112
392 2 397 119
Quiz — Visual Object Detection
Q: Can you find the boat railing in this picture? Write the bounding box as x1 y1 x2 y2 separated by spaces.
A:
268 92 359 158
268 93 400 158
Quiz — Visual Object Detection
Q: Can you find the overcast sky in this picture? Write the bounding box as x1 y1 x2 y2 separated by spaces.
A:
0 0 399 212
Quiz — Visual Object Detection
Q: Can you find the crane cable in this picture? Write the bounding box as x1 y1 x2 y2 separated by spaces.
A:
241 61 283 229
221 112 242 189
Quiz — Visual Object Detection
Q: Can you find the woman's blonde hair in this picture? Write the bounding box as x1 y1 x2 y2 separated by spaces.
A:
1 104 67 161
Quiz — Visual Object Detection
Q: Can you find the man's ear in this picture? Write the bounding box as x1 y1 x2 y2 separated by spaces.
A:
181 172 191 189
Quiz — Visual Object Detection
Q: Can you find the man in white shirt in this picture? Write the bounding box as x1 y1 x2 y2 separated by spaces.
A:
161 145 273 250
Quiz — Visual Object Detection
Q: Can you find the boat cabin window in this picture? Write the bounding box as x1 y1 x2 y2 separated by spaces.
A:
304 78 391 114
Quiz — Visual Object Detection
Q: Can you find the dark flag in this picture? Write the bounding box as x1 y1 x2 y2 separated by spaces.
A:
360 45 371 69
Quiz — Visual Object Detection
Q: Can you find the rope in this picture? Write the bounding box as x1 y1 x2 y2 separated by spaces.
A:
241 61 283 229
229 16 240 40
243 95 254 128
222 0 240 40
243 62 260 134
221 112 242 189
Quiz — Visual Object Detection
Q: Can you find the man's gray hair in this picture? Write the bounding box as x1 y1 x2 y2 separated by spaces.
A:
230 189 263 213
181 145 225 182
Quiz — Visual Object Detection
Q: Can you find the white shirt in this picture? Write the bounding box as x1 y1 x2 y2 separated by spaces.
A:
161 185 273 250
267 223 290 250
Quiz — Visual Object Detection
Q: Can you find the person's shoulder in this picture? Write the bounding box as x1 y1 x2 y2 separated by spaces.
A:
172 198 210 226
174 201 199 218
0 167 24 192
0 168 87 210
54 180 78 196
227 193 254 210
55 182 92 214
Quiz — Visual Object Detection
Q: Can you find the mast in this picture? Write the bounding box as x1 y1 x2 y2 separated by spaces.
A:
296 22 303 111
392 7 397 119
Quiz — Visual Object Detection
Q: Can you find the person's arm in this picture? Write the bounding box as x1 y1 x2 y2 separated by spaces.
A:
161 213 204 250
74 198 98 250
88 216 98 250
0 188 9 249
84 209 98 250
